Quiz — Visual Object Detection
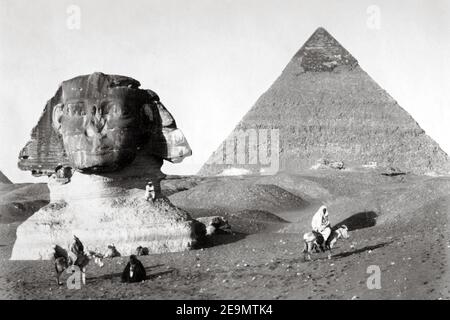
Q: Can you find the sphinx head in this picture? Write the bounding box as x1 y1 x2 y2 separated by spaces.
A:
19 72 192 175
52 73 152 172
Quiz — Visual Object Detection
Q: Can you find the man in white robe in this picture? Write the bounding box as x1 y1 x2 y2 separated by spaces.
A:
311 205 332 251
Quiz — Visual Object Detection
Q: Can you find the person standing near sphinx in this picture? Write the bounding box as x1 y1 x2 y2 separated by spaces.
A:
145 181 156 201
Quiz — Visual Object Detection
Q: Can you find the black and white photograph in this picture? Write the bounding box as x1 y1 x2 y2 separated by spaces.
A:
0 0 449 306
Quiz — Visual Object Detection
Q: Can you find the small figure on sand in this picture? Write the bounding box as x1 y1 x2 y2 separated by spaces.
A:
144 181 156 202
69 235 90 285
121 255 146 283
52 244 70 285
104 244 121 258
311 205 332 251
136 246 149 256
52 236 105 286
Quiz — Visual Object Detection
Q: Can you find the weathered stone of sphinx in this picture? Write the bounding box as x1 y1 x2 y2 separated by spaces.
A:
11 72 202 260
11 156 205 260
19 72 191 175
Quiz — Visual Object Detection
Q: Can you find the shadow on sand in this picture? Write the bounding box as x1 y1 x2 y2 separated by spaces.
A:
336 211 378 231
88 263 172 282
333 241 393 259
195 232 247 249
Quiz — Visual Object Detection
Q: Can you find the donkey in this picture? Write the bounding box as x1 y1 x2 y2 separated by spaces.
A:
52 236 104 285
303 225 349 261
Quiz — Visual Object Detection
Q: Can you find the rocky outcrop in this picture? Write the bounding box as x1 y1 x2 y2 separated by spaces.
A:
196 216 231 235
199 27 450 176
311 159 345 170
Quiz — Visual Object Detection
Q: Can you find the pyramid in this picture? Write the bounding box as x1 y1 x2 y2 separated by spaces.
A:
0 170 12 184
199 27 450 176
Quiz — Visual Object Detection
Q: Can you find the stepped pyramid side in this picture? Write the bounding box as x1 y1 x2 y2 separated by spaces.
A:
0 170 12 184
199 28 450 176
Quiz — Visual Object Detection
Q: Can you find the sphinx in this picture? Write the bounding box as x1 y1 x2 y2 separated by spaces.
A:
11 72 204 260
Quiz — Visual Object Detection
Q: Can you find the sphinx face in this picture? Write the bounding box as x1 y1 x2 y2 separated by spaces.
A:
53 91 148 172
18 72 192 176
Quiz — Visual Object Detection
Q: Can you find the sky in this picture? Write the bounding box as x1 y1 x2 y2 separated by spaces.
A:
0 0 449 183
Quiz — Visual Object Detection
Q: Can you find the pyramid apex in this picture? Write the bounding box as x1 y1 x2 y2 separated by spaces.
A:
313 26 328 33
292 27 358 72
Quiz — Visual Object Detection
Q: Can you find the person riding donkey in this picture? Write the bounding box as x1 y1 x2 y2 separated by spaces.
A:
311 205 332 252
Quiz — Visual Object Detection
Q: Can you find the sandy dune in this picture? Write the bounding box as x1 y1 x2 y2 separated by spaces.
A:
0 170 449 299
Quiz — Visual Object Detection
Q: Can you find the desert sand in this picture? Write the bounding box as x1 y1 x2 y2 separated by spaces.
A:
1 170 448 299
